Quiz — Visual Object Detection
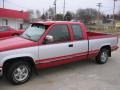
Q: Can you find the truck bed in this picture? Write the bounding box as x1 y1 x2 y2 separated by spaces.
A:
87 32 117 39
87 32 118 55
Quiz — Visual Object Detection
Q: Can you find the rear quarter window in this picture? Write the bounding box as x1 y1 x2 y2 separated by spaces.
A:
72 24 83 40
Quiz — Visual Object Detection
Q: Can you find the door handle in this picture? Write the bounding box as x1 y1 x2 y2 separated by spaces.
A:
69 44 73 47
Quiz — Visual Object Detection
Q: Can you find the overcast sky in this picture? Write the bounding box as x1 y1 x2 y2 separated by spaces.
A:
0 0 120 14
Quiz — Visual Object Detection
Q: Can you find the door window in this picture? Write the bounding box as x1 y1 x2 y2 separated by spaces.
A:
45 25 70 44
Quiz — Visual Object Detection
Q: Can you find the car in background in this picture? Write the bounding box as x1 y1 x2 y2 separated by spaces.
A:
0 26 24 38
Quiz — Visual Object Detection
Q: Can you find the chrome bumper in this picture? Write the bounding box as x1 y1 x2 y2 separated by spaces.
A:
0 68 3 76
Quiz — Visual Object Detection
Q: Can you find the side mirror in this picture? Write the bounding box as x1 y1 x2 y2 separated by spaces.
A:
44 35 54 44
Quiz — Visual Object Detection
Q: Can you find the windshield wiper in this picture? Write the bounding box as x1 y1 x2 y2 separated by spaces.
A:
25 33 32 39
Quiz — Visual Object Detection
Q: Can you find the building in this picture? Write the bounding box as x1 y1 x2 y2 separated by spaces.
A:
0 8 29 29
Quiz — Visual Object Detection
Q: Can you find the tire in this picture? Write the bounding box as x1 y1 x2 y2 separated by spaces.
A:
6 61 32 85
96 49 109 64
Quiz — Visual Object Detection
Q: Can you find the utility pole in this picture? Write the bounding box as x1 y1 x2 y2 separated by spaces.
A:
63 0 66 20
3 0 4 8
2 0 5 26
53 0 57 20
113 0 117 29
96 3 102 30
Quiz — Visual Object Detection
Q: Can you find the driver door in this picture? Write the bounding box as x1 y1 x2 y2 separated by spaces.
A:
38 24 74 63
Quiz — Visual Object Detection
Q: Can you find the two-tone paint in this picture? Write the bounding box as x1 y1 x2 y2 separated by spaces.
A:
0 21 119 76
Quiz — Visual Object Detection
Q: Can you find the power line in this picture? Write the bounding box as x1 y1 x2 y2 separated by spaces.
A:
63 0 65 16
102 6 120 13
104 9 113 12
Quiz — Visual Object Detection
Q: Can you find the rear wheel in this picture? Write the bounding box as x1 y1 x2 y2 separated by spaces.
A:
96 49 109 64
6 61 32 85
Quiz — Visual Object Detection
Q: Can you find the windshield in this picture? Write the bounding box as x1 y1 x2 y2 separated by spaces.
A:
21 24 46 41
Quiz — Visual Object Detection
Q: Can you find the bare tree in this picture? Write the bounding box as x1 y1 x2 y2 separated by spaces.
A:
64 11 74 21
36 10 41 19
27 10 34 21
76 8 99 24
48 7 55 20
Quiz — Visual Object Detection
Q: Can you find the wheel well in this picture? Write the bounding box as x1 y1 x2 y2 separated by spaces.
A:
100 45 111 57
12 33 19 36
3 57 36 75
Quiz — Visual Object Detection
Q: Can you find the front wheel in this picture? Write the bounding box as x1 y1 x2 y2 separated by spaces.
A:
96 49 109 64
7 61 32 85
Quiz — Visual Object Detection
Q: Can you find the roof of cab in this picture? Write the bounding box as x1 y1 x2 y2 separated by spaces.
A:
32 21 82 26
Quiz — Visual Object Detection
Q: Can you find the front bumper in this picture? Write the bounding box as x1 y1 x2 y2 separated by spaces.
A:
0 68 3 77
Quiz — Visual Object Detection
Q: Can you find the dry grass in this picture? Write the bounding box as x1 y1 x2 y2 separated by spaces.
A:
87 25 120 36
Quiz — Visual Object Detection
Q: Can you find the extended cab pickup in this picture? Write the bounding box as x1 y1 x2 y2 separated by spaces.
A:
0 21 118 85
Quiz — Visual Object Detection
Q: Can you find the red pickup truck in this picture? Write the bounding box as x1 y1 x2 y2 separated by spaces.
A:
0 26 24 38
0 21 118 85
